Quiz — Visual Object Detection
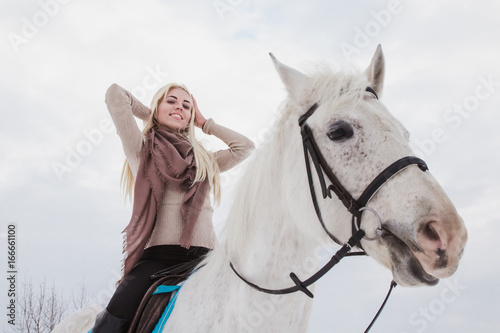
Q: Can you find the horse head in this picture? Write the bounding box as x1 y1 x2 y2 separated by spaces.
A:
270 45 468 287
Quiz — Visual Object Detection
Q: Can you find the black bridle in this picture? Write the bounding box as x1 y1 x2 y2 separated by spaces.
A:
230 87 428 332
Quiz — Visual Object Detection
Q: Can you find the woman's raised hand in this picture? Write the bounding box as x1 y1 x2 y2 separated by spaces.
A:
192 95 207 129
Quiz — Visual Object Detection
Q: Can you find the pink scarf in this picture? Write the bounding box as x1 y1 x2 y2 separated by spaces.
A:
120 127 209 280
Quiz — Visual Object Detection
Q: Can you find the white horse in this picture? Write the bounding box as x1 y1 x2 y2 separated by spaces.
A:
53 45 467 332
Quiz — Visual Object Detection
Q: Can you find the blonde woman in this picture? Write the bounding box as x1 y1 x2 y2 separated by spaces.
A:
90 83 255 332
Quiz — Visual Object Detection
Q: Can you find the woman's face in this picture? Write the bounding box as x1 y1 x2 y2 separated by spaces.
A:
157 87 192 130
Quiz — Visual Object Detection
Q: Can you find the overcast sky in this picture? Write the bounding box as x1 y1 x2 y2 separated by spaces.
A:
1 0 499 332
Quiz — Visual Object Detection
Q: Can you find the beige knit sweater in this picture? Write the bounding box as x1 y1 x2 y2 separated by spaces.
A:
105 83 255 249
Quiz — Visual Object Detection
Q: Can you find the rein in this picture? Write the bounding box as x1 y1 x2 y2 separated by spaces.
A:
230 87 428 332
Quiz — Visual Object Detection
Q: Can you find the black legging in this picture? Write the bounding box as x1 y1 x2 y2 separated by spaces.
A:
106 245 210 321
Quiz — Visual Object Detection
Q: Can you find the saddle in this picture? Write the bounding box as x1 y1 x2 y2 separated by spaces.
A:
127 258 204 333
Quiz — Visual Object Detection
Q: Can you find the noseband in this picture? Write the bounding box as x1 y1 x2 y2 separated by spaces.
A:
230 87 428 332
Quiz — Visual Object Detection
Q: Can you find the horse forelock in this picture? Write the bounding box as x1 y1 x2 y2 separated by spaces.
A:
311 65 368 97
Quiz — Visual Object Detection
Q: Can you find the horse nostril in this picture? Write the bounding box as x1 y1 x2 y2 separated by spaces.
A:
418 221 446 252
423 222 440 242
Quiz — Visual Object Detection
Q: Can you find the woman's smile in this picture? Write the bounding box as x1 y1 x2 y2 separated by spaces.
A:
169 112 183 120
157 87 192 130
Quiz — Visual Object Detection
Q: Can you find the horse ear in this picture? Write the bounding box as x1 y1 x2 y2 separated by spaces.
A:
364 44 385 97
269 53 307 99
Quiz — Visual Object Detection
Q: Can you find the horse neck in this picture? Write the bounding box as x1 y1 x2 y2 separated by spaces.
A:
223 121 320 285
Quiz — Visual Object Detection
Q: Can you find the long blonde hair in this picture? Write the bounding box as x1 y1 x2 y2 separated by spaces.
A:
120 83 221 205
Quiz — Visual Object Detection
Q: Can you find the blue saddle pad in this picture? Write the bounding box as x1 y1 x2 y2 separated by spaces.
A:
151 284 182 333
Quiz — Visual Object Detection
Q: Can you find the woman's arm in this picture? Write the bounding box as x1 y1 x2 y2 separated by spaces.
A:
202 119 255 172
105 83 149 175
192 95 255 172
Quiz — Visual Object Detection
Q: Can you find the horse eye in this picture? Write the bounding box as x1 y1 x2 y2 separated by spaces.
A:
327 121 354 141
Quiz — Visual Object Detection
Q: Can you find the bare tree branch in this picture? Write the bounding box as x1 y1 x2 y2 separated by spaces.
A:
71 279 90 310
6 276 84 333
